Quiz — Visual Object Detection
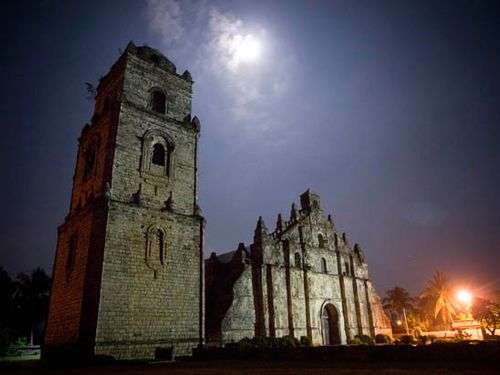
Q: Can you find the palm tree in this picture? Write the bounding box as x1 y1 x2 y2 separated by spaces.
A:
421 271 456 327
383 286 414 333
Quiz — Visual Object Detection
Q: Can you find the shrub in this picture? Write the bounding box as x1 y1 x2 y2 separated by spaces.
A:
375 334 392 344
418 335 428 345
300 335 312 347
280 335 300 348
349 337 363 345
237 335 300 352
354 334 374 345
399 335 417 345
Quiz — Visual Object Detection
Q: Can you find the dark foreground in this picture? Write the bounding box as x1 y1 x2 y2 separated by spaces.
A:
1 360 498 375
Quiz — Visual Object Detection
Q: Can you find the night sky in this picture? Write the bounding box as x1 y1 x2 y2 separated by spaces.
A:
2 0 499 296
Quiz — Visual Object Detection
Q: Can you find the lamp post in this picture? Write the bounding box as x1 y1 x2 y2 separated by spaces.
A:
402 307 410 335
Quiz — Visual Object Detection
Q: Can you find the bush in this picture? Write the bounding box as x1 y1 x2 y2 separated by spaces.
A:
236 335 300 352
299 336 312 347
354 334 374 345
418 335 428 345
375 334 392 344
278 335 300 349
399 335 417 345
417 335 437 345
349 337 363 345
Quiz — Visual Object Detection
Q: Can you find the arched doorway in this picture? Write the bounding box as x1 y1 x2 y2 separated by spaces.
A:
322 303 341 345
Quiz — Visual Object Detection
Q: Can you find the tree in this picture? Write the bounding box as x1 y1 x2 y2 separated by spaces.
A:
13 268 51 345
0 268 15 354
0 267 15 323
383 286 414 333
421 271 456 327
383 286 414 314
472 297 500 336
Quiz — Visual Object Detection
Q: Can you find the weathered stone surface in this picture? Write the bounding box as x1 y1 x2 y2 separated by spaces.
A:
44 43 204 360
205 190 392 345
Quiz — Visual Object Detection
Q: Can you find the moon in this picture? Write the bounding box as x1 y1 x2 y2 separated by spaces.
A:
233 34 262 65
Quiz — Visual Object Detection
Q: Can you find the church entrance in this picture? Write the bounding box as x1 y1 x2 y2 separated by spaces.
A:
322 303 341 345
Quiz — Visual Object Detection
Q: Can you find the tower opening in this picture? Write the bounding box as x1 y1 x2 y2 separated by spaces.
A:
151 90 166 114
152 144 166 166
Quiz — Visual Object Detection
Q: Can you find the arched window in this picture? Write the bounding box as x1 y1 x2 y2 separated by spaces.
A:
157 229 165 265
294 252 302 268
152 143 166 166
321 258 328 274
151 90 166 114
318 233 326 248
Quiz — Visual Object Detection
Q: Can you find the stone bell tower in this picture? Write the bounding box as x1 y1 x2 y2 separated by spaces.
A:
44 42 204 360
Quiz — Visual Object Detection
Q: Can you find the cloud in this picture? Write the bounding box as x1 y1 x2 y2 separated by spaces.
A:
144 1 297 140
145 0 184 43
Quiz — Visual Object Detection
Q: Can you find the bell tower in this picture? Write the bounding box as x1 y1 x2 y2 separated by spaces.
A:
44 43 204 360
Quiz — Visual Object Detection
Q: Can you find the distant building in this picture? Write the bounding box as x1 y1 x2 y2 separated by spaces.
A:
206 190 392 345
44 43 204 360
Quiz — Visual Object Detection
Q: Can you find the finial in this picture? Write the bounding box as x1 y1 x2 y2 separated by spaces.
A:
276 213 283 233
255 216 268 234
290 203 298 222
163 191 174 211
342 232 347 244
182 70 193 82
191 116 201 132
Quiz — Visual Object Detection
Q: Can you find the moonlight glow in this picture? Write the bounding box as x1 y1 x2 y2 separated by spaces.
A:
230 34 262 68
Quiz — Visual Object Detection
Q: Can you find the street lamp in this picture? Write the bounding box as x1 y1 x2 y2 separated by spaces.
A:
456 290 472 306
456 289 473 319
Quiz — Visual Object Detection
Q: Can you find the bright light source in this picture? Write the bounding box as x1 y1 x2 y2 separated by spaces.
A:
233 34 261 64
396 320 402 326
456 289 472 305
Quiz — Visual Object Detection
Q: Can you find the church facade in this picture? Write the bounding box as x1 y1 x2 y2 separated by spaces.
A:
206 190 392 346
44 44 390 361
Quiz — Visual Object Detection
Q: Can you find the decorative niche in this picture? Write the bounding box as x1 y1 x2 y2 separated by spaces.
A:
145 224 167 277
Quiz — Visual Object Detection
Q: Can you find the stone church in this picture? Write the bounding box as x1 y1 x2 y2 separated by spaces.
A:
44 43 390 360
205 191 391 346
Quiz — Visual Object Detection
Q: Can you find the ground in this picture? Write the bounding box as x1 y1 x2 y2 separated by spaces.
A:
1 360 498 375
